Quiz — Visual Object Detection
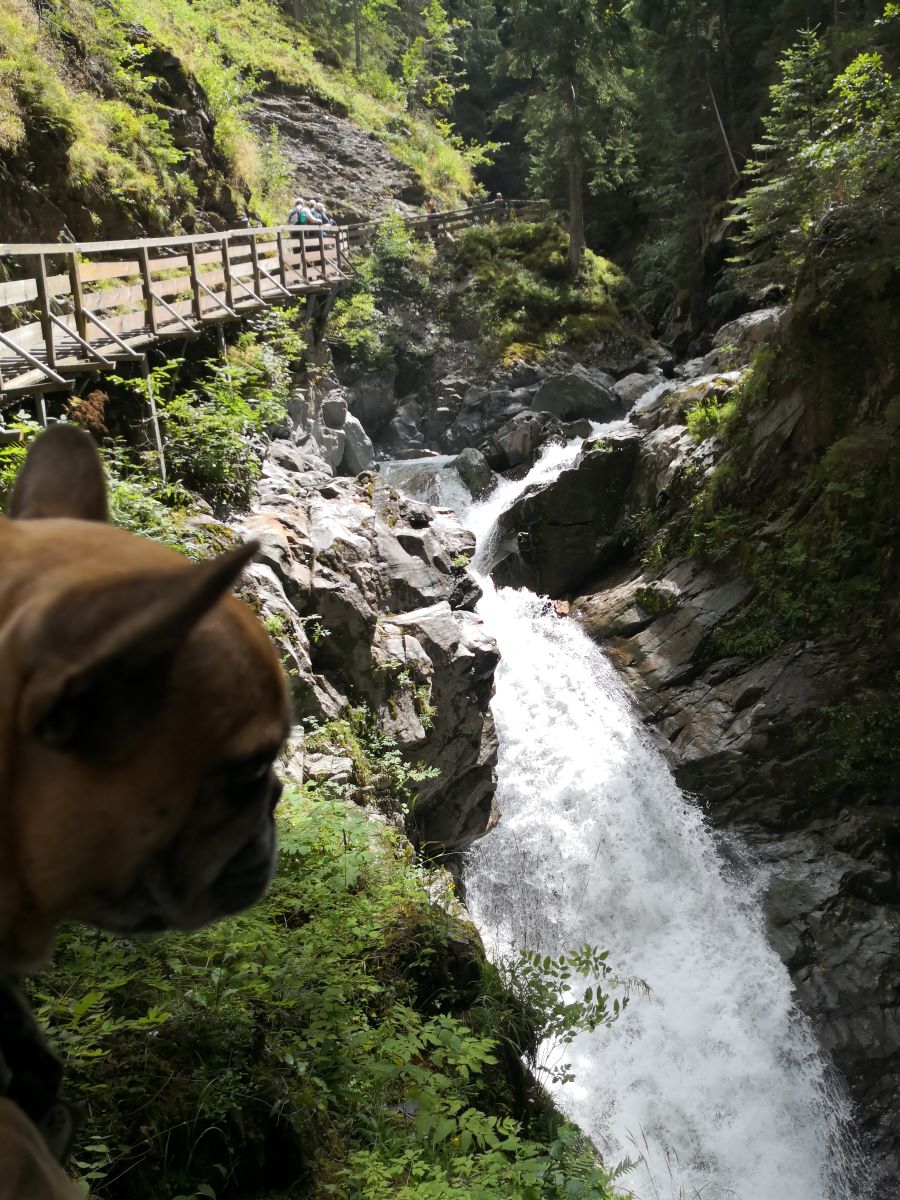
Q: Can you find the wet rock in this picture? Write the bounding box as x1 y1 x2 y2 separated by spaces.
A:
388 602 500 851
454 447 496 499
241 454 499 851
492 431 641 596
481 410 564 471
613 372 660 408
530 365 625 423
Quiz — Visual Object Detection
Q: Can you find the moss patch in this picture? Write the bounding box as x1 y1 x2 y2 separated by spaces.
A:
439 221 637 365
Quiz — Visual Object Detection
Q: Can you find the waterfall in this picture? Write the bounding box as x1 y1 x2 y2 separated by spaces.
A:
381 432 868 1200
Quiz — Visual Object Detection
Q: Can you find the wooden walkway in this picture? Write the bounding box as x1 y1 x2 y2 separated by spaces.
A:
0 199 544 404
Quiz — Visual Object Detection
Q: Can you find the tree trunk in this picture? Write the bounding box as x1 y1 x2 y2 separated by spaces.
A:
292 0 301 19
567 148 585 276
565 83 584 277
354 4 363 71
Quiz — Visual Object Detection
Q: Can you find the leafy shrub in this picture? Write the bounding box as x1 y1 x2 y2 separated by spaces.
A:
33 785 622 1200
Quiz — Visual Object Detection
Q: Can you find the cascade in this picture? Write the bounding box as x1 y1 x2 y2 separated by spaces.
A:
380 415 868 1200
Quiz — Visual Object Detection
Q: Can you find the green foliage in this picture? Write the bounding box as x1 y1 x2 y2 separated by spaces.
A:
330 215 435 369
112 324 291 511
687 382 900 657
633 586 679 617
33 787 622 1199
0 414 41 504
731 16 900 300
305 707 440 812
442 220 632 363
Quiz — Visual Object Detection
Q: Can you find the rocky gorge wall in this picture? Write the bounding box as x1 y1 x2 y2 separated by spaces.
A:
318 291 899 1193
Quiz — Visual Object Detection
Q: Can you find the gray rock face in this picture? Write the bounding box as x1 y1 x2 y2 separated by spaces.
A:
240 448 499 853
320 393 348 429
345 367 398 434
339 413 375 476
249 89 425 222
384 400 425 456
492 431 641 596
530 365 625 423
481 410 563 471
454 447 496 499
702 307 786 373
311 421 345 470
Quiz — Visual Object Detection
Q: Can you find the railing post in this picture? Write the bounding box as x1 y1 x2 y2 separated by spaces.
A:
187 243 202 321
33 253 55 369
67 252 89 356
318 226 327 280
250 233 263 298
296 227 308 284
138 245 158 336
276 231 288 289
221 237 234 311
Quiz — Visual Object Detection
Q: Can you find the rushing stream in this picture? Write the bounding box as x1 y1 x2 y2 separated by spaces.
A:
381 418 867 1200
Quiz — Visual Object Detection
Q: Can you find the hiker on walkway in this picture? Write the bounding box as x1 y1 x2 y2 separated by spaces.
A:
494 192 511 221
312 200 335 226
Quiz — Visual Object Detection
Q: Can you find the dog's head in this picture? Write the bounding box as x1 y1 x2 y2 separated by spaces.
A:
0 426 290 969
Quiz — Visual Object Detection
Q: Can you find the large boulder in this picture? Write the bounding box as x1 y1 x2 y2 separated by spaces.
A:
481 410 563 471
613 371 661 409
339 412 376 476
383 400 425 456
530 365 625 422
453 447 496 499
701 307 786 372
491 430 642 596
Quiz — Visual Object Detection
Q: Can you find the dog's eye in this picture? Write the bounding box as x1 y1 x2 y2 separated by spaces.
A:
230 755 274 784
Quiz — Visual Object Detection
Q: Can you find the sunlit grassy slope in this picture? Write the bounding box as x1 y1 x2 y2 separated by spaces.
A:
0 0 473 234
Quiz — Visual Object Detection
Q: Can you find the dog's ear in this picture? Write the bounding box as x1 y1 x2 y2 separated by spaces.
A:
19 542 259 754
8 425 108 522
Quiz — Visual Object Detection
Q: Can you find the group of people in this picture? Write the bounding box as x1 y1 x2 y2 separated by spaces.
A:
287 197 336 227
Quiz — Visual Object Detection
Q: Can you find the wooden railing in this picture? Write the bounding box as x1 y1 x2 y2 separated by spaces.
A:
0 199 547 403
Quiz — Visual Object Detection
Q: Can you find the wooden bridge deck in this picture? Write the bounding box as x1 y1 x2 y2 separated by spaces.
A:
0 200 544 404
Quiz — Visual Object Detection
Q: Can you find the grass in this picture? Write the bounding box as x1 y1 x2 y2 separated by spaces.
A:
1 0 474 237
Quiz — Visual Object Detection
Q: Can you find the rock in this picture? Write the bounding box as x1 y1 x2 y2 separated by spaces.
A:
613 372 660 408
320 393 348 429
344 367 397 434
481 410 564 470
388 602 500 850
339 413 376 475
453 447 496 499
311 421 345 470
701 307 786 372
491 431 642 596
530 365 625 422
713 306 786 351
383 400 425 456
249 88 425 223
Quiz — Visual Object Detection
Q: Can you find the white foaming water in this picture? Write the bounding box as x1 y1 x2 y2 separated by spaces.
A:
384 429 867 1200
